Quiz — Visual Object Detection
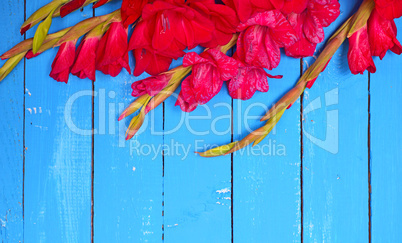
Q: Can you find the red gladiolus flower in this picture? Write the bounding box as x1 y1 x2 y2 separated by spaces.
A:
347 25 376 75
49 41 76 83
374 0 402 20
285 0 340 58
227 57 282 100
175 49 239 112
187 0 239 48
96 22 130 77
367 9 402 59
236 10 298 70
131 0 215 57
121 0 151 27
131 73 173 97
71 36 100 81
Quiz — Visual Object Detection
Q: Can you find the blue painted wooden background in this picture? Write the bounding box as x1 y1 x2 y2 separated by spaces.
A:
1 0 401 242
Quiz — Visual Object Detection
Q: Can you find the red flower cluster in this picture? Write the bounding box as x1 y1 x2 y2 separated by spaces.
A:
127 0 239 76
129 0 342 112
347 9 402 75
176 48 239 112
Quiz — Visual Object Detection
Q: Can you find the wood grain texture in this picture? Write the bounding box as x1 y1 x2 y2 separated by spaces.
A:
23 2 92 242
232 54 301 242
0 1 24 242
163 48 232 242
370 18 402 243
302 1 369 242
93 2 164 241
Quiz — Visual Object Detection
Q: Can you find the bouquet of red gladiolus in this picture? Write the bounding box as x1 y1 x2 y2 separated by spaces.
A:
0 0 401 156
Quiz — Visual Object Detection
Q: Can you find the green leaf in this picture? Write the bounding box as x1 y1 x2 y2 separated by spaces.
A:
32 7 56 54
0 51 27 82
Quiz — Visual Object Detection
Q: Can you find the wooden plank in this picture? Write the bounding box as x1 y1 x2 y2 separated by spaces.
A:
0 1 25 242
302 1 369 242
163 50 232 242
370 18 402 243
93 2 163 241
23 3 93 242
232 56 301 241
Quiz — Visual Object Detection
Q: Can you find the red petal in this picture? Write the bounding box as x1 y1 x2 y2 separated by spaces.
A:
60 0 86 17
307 0 340 27
285 12 317 58
175 75 198 112
152 12 175 51
97 22 128 66
208 48 240 80
129 20 153 50
281 0 308 14
270 0 284 9
183 52 210 67
51 41 76 76
303 14 324 44
374 0 402 20
263 31 281 69
347 25 376 75
133 48 151 76
228 67 257 100
71 37 99 81
145 52 172 76
121 0 149 27
368 9 402 59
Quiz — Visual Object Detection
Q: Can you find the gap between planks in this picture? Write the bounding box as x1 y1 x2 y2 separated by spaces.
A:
367 73 372 243
299 58 304 243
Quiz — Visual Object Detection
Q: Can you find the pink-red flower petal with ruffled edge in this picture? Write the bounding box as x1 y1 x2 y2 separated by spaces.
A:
347 25 376 75
239 25 281 70
368 9 402 59
208 48 240 80
175 75 198 112
227 54 282 100
236 10 297 47
374 0 402 20
303 14 324 44
71 36 100 81
307 0 340 27
50 41 76 83
183 49 236 105
236 11 296 69
285 12 317 58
